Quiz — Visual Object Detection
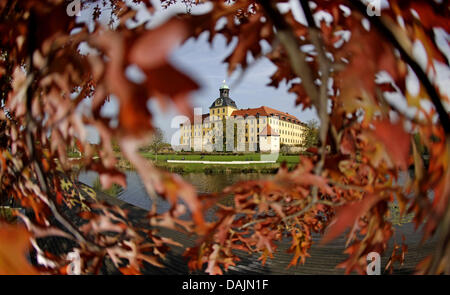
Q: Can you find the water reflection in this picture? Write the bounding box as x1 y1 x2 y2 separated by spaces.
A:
77 169 418 225
78 171 273 211
181 173 273 194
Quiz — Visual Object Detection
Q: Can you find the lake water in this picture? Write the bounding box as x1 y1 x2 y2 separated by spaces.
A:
77 168 417 213
78 170 273 211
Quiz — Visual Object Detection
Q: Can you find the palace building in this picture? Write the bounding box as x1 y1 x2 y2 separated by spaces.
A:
179 81 309 152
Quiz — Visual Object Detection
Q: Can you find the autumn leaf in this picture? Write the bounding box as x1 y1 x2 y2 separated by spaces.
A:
119 266 141 275
0 224 39 275
144 62 199 117
129 18 189 70
322 194 382 244
372 119 411 170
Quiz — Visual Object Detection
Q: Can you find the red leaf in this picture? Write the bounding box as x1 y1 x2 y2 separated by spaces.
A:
119 266 141 275
129 18 189 70
322 194 382 244
145 62 198 117
372 119 410 169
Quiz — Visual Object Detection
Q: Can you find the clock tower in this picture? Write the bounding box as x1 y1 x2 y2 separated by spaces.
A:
209 80 237 120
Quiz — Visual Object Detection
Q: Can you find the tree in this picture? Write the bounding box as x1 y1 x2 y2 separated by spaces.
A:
146 127 166 161
0 0 449 275
304 119 319 149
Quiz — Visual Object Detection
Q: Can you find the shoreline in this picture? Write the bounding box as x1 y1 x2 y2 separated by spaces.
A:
115 153 301 174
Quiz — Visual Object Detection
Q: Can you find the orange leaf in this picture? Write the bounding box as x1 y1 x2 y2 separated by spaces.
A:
0 223 39 275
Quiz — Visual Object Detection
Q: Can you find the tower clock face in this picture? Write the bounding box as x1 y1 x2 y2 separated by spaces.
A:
216 98 222 106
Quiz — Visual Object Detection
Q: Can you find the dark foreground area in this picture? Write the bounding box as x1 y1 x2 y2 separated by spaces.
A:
37 180 436 275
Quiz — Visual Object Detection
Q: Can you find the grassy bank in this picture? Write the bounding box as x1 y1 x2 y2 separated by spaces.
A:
70 152 303 174
122 153 302 174
153 162 290 174
140 152 301 164
117 158 297 174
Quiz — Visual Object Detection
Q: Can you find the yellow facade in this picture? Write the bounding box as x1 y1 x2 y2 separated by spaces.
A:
179 82 308 152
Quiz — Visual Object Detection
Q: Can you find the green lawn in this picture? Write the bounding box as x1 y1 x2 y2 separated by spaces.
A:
137 153 302 174
154 162 285 174
140 153 301 164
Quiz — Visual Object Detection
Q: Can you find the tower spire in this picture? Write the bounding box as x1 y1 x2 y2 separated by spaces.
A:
219 80 230 98
220 80 229 90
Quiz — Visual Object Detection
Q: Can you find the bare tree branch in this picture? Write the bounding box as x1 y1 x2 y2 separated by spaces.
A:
298 0 331 181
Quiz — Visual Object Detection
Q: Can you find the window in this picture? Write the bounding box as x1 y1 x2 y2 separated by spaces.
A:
222 108 225 113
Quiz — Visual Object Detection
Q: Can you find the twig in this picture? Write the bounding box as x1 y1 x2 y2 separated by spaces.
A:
238 198 345 230
298 0 331 180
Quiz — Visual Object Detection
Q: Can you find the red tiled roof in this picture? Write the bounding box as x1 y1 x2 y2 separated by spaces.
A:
259 125 279 136
231 106 304 125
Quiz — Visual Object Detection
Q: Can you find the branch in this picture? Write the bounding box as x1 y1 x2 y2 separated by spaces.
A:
298 0 331 180
24 10 102 253
282 199 346 223
238 198 345 231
